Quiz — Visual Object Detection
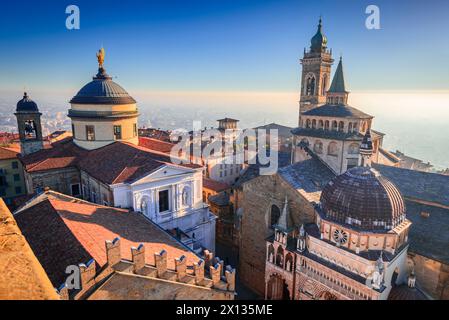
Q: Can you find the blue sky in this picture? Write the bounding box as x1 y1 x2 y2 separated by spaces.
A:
1 0 449 93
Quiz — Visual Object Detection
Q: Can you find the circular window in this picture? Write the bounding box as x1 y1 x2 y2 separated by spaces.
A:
333 229 348 244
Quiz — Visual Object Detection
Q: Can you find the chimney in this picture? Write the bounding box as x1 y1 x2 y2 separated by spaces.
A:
175 255 187 281
210 263 222 286
58 283 69 300
213 257 225 277
204 249 214 269
131 244 145 274
225 266 236 291
105 237 121 267
193 259 205 284
79 259 96 291
155 250 167 277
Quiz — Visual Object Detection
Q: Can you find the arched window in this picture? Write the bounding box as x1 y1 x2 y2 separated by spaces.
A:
276 246 284 267
270 205 281 228
324 121 330 131
348 123 353 133
312 119 317 129
348 143 359 155
332 121 338 131
268 244 275 263
321 75 328 96
314 140 323 154
306 119 311 129
328 142 338 156
318 120 324 129
285 253 294 272
338 121 344 132
306 75 316 96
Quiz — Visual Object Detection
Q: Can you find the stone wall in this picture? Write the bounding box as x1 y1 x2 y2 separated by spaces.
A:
238 173 316 297
409 252 449 299
25 167 80 196
88 272 234 300
80 170 113 205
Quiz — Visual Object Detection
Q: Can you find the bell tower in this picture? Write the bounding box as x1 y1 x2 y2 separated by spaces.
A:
299 18 334 125
15 92 44 156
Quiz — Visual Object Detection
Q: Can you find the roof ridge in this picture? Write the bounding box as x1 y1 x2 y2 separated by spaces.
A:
112 150 146 185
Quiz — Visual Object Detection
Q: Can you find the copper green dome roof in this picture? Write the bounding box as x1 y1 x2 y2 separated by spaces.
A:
319 167 406 231
16 92 39 112
310 18 328 53
70 67 136 105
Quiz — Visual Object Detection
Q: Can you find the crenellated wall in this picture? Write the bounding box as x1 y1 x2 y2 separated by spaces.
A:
58 238 235 300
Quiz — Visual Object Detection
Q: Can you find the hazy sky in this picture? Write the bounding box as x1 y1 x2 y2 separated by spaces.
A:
1 0 449 94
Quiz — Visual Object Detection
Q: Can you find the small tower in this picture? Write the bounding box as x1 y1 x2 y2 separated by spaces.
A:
299 18 334 123
274 196 293 246
297 224 307 252
15 92 44 156
359 129 373 167
326 57 349 105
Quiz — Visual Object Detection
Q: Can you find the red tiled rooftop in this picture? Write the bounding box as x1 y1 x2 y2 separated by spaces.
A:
0 146 19 160
20 137 87 172
20 137 202 184
138 136 174 154
14 191 200 287
203 178 230 192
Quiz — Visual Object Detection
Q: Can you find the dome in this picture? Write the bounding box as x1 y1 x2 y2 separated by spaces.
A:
70 67 136 105
310 18 327 53
319 166 406 231
16 92 39 112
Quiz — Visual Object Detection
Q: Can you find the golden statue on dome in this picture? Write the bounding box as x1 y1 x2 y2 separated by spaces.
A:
96 48 105 68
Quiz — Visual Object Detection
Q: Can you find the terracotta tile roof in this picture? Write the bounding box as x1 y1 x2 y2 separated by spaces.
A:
0 146 19 160
203 178 229 192
79 141 201 184
20 138 88 172
20 137 201 184
14 191 200 287
138 136 174 154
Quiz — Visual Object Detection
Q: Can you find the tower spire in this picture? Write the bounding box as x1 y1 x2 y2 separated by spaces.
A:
326 56 349 105
277 196 289 231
